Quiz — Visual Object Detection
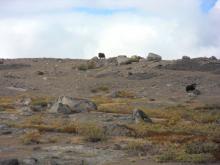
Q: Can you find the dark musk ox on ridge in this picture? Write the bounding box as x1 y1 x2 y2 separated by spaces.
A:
0 59 4 64
98 53 105 59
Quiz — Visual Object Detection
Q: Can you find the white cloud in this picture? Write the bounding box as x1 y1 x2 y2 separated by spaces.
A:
0 0 219 59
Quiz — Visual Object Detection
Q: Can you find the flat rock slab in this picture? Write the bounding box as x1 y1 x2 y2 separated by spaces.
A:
6 87 27 92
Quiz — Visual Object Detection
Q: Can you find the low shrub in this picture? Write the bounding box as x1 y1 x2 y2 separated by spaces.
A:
23 114 44 125
176 153 215 163
113 90 135 98
0 106 5 111
155 150 176 162
185 142 219 154
126 139 153 155
77 64 88 71
76 122 106 142
31 97 53 107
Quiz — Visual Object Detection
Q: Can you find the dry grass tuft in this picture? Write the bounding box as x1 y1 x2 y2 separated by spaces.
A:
155 143 217 163
98 103 133 114
126 139 153 155
76 122 106 142
113 90 135 98
91 86 109 93
21 130 41 145
30 97 54 106
77 61 97 71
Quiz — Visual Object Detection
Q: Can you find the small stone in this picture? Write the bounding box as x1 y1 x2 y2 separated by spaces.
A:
132 109 152 124
113 144 122 150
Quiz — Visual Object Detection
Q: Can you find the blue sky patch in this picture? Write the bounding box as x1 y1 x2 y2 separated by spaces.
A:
71 7 137 15
201 0 217 12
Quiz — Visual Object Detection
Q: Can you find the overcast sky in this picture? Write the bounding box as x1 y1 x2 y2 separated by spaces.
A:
0 0 219 59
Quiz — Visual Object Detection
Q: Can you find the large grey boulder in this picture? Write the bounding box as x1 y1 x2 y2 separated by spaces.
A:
106 57 117 65
48 96 97 114
132 109 152 124
117 55 131 65
147 53 162 62
130 55 143 62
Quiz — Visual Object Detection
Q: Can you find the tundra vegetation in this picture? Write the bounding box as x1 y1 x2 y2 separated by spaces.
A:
1 94 220 163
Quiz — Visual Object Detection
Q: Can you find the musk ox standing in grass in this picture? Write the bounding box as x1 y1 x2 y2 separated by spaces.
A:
98 53 105 59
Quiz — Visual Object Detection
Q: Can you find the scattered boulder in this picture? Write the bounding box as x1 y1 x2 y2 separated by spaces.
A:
147 53 162 62
22 158 38 165
98 53 106 59
91 56 99 62
106 57 117 65
117 56 131 65
0 124 12 135
130 55 143 62
48 96 97 114
132 109 152 124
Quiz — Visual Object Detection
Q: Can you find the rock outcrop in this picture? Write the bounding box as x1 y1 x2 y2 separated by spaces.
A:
117 56 131 65
48 96 97 114
147 53 162 62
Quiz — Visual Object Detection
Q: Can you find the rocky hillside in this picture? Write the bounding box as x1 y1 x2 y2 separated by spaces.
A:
0 54 220 165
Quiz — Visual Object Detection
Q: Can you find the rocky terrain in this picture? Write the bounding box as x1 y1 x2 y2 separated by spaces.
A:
0 54 220 165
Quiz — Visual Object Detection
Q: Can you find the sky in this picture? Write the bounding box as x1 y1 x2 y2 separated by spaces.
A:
0 0 219 59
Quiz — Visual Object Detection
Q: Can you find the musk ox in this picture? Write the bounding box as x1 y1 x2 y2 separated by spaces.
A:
98 53 105 59
186 83 197 92
0 59 4 64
